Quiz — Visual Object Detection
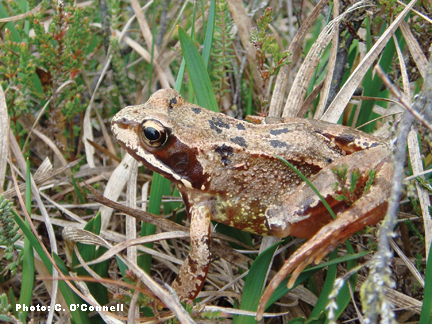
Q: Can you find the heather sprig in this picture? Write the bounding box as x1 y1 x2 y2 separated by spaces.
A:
0 196 22 276
250 7 291 111
211 0 236 112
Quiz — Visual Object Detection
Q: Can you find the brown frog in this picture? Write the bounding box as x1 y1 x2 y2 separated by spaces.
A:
111 88 392 317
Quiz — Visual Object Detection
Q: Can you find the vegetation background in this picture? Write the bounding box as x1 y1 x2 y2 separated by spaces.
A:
0 0 431 323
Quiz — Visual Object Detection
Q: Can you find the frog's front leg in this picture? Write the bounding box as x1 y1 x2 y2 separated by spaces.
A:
257 145 392 319
171 202 212 301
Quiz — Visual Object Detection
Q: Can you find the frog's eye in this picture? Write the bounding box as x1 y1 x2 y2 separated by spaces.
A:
141 120 169 147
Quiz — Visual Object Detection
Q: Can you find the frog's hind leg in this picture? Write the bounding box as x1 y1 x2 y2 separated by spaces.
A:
257 147 392 319
171 203 212 301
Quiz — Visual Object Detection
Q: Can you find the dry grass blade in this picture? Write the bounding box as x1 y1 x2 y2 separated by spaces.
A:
63 227 195 323
407 129 432 256
283 1 370 118
0 84 8 188
0 2 42 22
126 159 138 262
227 0 262 91
297 79 324 117
86 231 189 266
393 31 432 254
130 0 158 56
39 192 87 225
283 16 335 117
201 305 290 318
74 281 124 324
121 35 171 88
30 128 69 169
400 21 428 78
99 154 136 230
314 0 339 119
2 158 81 200
389 239 424 287
94 108 119 166
269 0 329 117
33 215 182 266
322 0 417 122
83 53 112 168
86 139 121 163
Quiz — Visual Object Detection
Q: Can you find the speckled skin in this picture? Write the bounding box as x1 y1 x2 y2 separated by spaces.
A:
111 89 392 303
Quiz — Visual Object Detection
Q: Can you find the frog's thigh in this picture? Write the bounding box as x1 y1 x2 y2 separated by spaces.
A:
265 145 391 238
258 148 392 315
172 204 212 301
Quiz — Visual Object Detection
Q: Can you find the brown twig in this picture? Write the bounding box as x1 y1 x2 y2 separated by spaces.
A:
374 64 432 132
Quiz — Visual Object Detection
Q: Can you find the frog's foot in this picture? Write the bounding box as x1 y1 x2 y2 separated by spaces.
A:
257 149 392 320
172 204 212 301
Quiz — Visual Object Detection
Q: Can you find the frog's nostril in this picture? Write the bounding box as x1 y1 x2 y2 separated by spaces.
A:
112 116 131 129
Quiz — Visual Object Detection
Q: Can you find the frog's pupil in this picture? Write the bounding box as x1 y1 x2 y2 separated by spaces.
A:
145 127 160 141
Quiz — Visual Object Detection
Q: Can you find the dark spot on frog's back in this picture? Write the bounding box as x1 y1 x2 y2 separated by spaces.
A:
215 144 234 166
236 123 246 130
191 107 201 114
230 136 247 148
168 97 177 109
208 120 221 133
209 117 230 134
269 140 289 149
270 128 289 136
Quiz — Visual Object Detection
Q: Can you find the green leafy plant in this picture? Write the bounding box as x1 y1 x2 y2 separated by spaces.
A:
250 7 291 111
0 196 22 276
332 164 376 205
211 0 235 111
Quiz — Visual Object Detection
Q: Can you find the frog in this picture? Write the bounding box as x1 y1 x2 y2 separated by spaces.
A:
111 88 393 317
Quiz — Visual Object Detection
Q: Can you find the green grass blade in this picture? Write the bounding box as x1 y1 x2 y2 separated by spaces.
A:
187 1 198 103
265 251 368 309
215 223 253 250
174 59 186 92
308 249 339 320
72 176 86 204
325 241 357 323
202 0 216 68
419 243 432 324
72 214 109 312
53 253 92 324
233 243 279 324
19 159 35 321
13 212 90 324
9 287 17 319
146 1 157 99
178 26 218 111
138 173 171 273
247 64 254 116
356 28 404 132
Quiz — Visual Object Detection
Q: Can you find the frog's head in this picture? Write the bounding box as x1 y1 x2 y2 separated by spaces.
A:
111 89 206 190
